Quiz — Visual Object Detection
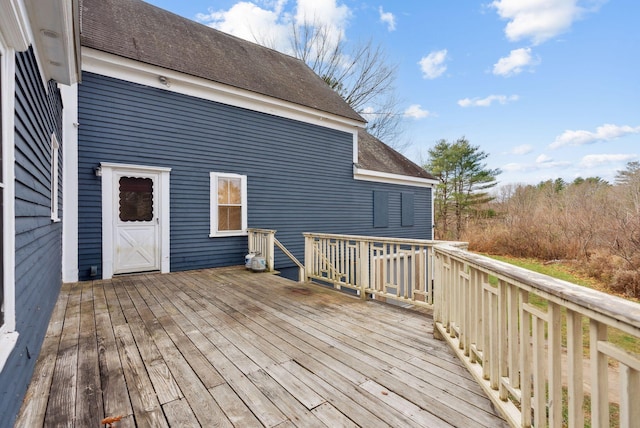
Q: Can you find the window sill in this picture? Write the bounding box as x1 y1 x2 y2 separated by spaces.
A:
0 331 19 370
51 215 61 223
209 231 248 238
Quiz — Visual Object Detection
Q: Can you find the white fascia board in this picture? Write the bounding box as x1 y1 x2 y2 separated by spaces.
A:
353 166 438 188
0 0 32 51
82 48 365 135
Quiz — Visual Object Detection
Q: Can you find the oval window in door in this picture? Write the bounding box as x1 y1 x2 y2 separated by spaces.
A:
119 177 153 222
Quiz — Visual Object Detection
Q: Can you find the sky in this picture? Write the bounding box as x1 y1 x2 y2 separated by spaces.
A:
144 0 639 186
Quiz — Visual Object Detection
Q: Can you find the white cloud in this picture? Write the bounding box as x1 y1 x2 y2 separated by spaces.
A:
419 49 448 79
295 0 350 29
196 1 290 48
490 0 600 45
512 144 533 155
360 106 376 123
457 94 519 107
404 104 431 119
550 124 640 149
196 0 351 52
503 159 571 173
536 154 553 163
493 48 538 76
378 6 396 31
579 154 637 168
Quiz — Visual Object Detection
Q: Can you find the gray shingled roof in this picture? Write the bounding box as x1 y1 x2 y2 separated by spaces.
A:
358 129 436 180
80 0 433 182
80 0 364 122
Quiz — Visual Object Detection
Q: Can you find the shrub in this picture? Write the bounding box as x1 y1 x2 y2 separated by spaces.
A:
611 269 640 298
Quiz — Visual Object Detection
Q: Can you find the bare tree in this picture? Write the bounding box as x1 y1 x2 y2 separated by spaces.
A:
262 19 406 149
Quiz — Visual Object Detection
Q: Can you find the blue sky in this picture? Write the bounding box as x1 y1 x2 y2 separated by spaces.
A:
145 0 638 185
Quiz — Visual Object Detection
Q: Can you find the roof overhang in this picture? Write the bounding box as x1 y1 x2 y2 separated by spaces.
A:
24 0 80 85
353 165 438 188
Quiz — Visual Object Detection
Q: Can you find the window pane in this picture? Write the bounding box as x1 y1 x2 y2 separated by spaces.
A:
218 178 228 204
228 178 241 204
227 206 241 230
218 206 242 231
119 177 153 222
218 177 241 204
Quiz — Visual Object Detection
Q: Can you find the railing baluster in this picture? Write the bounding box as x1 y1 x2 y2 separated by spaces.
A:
548 302 562 428
566 309 584 428
621 364 640 428
519 290 532 427
498 280 508 400
590 320 609 428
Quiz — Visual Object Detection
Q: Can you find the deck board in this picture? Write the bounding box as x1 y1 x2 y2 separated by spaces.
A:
16 267 508 427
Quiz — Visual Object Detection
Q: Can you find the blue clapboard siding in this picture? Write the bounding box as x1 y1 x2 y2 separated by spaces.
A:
0 48 63 425
77 72 432 280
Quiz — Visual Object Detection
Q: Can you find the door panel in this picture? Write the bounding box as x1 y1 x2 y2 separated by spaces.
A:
113 172 159 274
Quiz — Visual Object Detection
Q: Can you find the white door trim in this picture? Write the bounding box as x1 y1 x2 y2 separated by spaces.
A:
101 162 171 279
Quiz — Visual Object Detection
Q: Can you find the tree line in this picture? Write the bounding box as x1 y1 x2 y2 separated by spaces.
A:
425 142 640 298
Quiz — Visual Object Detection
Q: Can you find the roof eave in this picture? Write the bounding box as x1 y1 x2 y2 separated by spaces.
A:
353 165 438 188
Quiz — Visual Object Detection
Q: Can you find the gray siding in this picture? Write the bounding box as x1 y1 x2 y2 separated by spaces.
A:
0 48 63 425
78 72 431 280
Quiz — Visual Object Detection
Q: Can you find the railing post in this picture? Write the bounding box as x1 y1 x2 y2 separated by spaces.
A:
266 230 275 272
304 234 313 282
358 240 369 299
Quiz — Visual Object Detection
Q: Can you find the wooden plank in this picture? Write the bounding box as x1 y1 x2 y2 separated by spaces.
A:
44 283 81 426
209 383 263 428
104 278 129 327
110 278 184 407
246 369 328 428
113 323 168 427
162 398 200 427
15 282 71 427
224 372 288 427
134 277 227 388
94 283 134 419
128 320 183 404
265 362 326 410
291 354 422 427
117 281 232 427
75 286 104 426
359 379 451 428
311 402 358 428
281 360 389 428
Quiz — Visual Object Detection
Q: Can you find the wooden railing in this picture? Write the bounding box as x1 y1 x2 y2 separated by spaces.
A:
303 233 439 306
433 243 640 428
247 229 304 281
302 233 640 427
247 228 275 271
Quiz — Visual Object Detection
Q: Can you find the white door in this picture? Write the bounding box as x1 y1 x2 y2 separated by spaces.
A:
112 170 160 274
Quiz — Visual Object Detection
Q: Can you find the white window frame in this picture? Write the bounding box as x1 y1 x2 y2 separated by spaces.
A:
210 172 247 237
50 133 60 222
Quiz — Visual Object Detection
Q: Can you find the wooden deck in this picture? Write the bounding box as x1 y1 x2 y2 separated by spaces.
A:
16 267 508 427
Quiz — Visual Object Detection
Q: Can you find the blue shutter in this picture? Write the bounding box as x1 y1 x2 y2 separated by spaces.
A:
373 191 389 228
402 192 414 226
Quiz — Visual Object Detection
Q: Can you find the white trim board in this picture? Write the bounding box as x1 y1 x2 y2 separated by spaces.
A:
82 48 364 136
61 83 78 282
353 166 438 188
100 163 171 280
0 31 18 369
